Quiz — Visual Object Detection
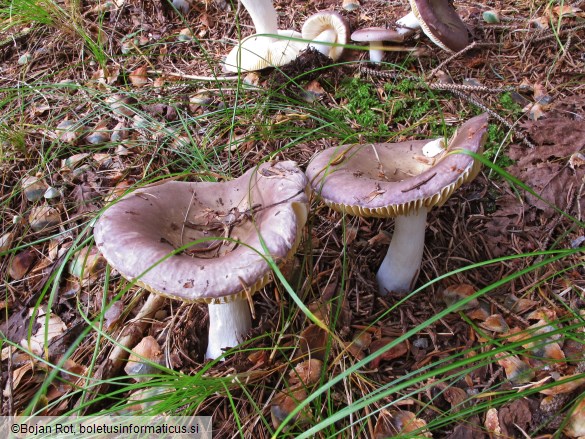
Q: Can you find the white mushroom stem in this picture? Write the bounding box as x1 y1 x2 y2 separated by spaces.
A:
205 297 252 360
368 42 386 63
396 11 421 36
309 29 337 56
376 207 428 295
241 0 278 35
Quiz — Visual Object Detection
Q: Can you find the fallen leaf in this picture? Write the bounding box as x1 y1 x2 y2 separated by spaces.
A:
552 5 583 18
299 324 328 361
390 410 432 437
29 204 61 232
22 175 48 202
288 359 322 386
484 408 501 438
8 249 37 280
20 308 67 356
271 388 310 429
495 352 535 384
478 314 510 333
369 337 408 368
104 301 125 331
564 397 585 438
69 246 106 282
537 374 585 396
443 386 468 412
129 66 148 87
124 336 163 380
498 399 533 438
442 284 480 311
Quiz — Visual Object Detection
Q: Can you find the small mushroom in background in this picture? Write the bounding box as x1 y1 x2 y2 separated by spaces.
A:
301 11 349 61
342 0 359 11
223 0 304 72
171 0 190 15
94 161 308 360
306 114 488 295
350 27 409 63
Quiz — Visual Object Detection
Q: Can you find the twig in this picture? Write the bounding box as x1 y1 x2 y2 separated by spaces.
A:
360 66 514 93
531 23 585 43
548 35 572 77
147 70 240 81
448 88 536 148
428 41 478 80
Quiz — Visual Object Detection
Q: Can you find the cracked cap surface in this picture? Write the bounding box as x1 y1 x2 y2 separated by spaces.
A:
94 161 308 303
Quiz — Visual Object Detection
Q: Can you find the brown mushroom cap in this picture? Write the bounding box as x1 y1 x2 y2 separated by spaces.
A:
409 0 470 52
94 161 308 303
306 113 488 217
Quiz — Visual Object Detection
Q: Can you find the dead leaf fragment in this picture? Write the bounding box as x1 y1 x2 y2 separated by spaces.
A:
552 5 583 18
0 232 14 252
537 374 585 396
129 66 148 87
478 314 509 333
289 359 322 386
55 119 82 144
485 408 501 438
443 386 468 412
271 388 310 429
69 246 106 282
565 397 585 438
495 352 535 384
299 324 328 361
442 284 480 311
8 249 37 280
104 301 125 331
390 410 432 437
22 175 48 202
369 337 408 368
124 336 163 380
29 205 61 232
20 308 67 356
498 399 533 438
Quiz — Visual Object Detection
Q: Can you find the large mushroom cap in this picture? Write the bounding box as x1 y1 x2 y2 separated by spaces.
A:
301 11 350 61
306 113 488 217
224 30 304 72
94 161 308 303
409 0 470 52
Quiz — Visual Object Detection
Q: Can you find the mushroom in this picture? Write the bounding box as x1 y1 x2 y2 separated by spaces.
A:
306 114 488 295
350 27 408 63
301 11 349 61
342 0 359 11
94 161 308 359
224 0 304 72
402 0 470 52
